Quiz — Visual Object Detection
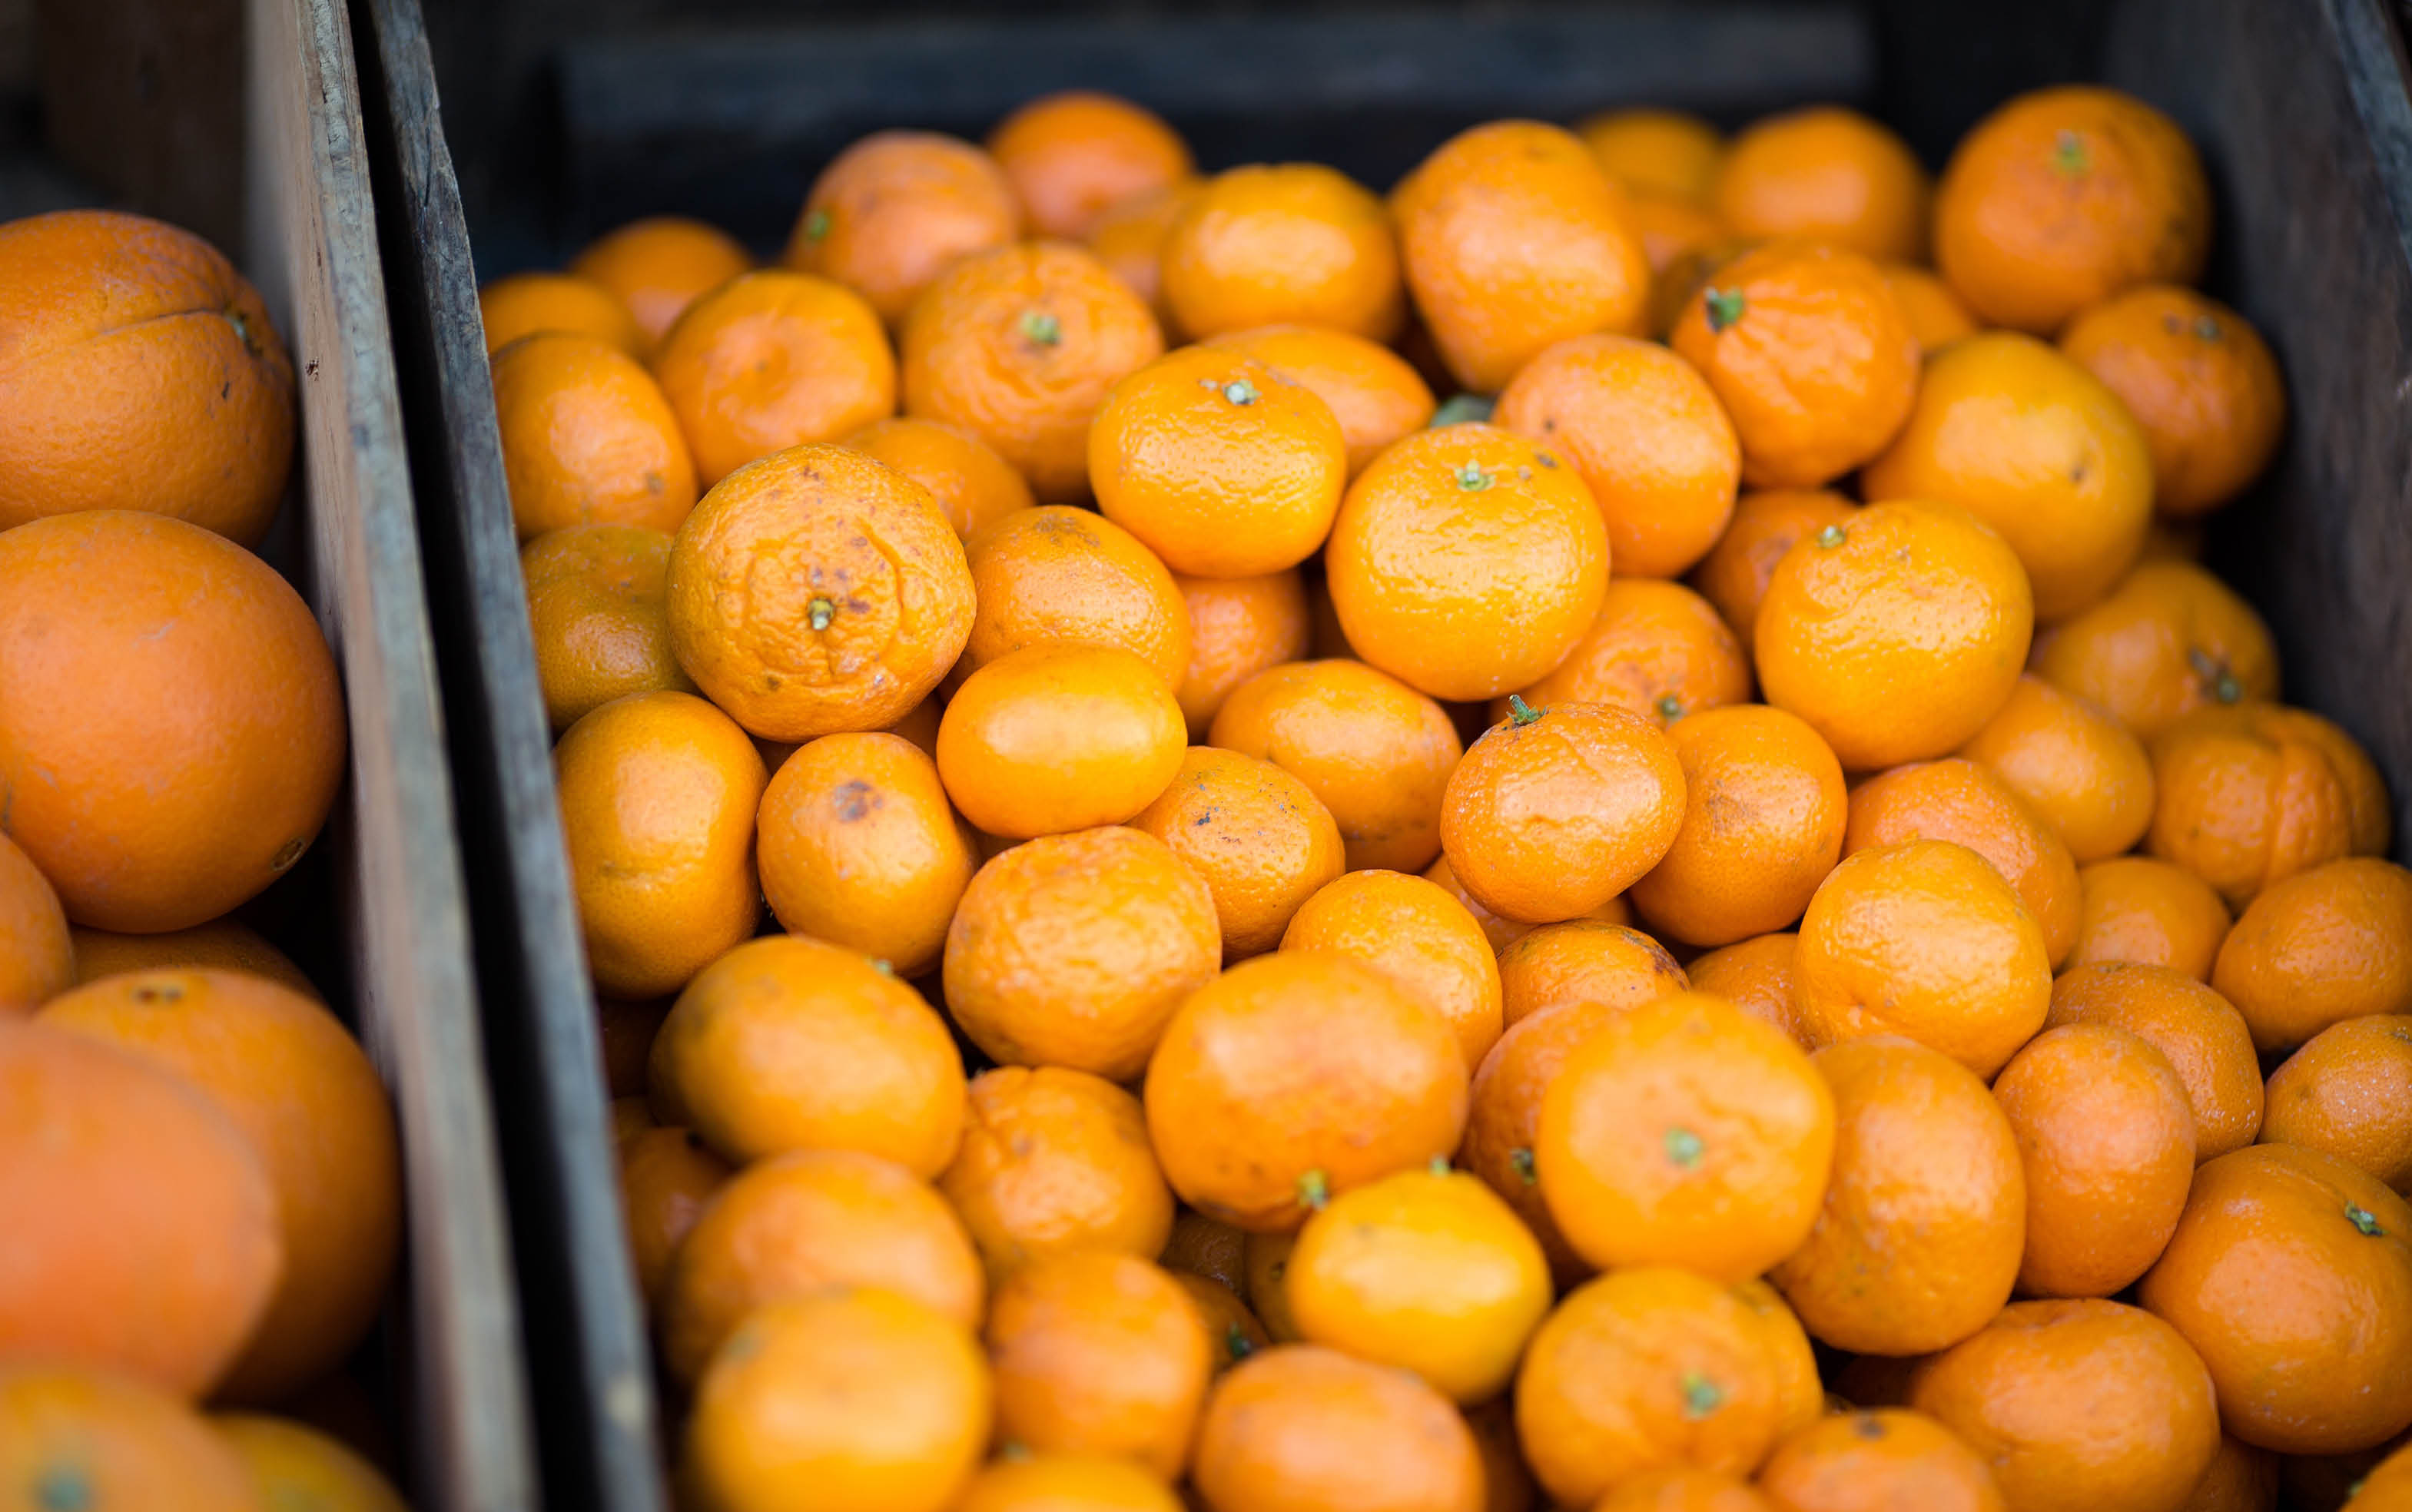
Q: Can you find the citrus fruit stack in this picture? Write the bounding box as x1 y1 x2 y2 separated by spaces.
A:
489 87 2412 1512
0 209 412 1506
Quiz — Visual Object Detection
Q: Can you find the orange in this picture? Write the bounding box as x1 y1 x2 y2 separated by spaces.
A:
1494 334 1740 579
1280 868 1504 1071
1957 674 2155 863
1090 346 1348 578
1475 575 1734 734
1209 658 1464 873
1627 191 1730 277
2059 285 2285 517
2153 701 2392 869
1392 120 1651 392
1629 705 1847 948
1171 1270 1270 1365
1131 747 1345 960
682 1288 990 1512
988 91 1195 240
755 732 974 976
1769 1036 2025 1356
611 1093 656 1146
2181 1434 2280 1512
1757 1408 2009 1512
0 209 294 544
0 1364 259 1511
1440 701 1686 924
1685 933 1807 1046
1286 1166 1551 1403
650 933 964 1172
2031 559 2278 739
1192 1343 1484 1512
0 1021 280 1398
1496 919 1687 1028
902 240 1166 501
1578 108 1724 203
1460 999 1623 1285
954 1454 1186 1512
652 270 895 485
2046 962 2265 1162
0 831 69 1016
1670 240 1919 488
1884 263 1982 354
1173 569 1309 739
1863 331 2154 619
569 215 751 353
1687 489 1860 648
839 415 1034 539
661 1149 984 1384
1162 162 1403 340
785 130 1021 324
66 919 315 998
1144 951 1469 1232
938 645 1186 837
0 512 344 932
2213 857 2412 1052
1428 853 1633 954
944 825 1219 1080
1934 85 2210 335
1087 179 1201 327
492 331 696 539
2354 1441 2412 1510
213 1412 409 1512
2261 1014 2412 1195
2069 857 2233 980
1712 106 1930 261
1537 991 1833 1282
958 504 1189 688
1650 234 1755 343
616 1124 731 1308
554 690 765 997
939 1065 1174 1278
665 441 973 741
520 523 695 732
1843 757 2083 966
477 269 643 356
1161 1210 1250 1299
1203 323 1437 477
1753 499 2033 771
1793 840 2052 1076
2146 705 2360 907
986 1251 1213 1477
1734 1278 1824 1444
1514 1267 1783 1506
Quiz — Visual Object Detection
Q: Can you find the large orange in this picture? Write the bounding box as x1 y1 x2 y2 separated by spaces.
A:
937 1065 1174 1278
1203 324 1437 477
1843 757 2083 967
1957 674 2155 864
785 130 1021 324
986 1251 1213 1477
1279 868 1504 1072
2031 559 2277 739
987 91 1195 240
2059 285 2286 518
490 330 696 538
1161 162 1402 340
1503 579 1752 732
2212 857 2412 1053
520 523 695 733
2046 961 2265 1162
568 214 751 353
1191 1344 1484 1512
0 831 70 1016
652 270 896 485
1629 704 1847 948
1712 106 1930 261
957 504 1190 690
0 1364 260 1512
1132 747 1344 960
937 644 1186 838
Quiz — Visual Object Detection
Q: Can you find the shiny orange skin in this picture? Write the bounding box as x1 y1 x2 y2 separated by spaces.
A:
554 690 765 998
1500 579 1752 732
493 331 696 538
2031 560 2278 740
667 441 973 740
904 241 1166 502
1428 854 1633 955
65 919 316 998
1769 1036 2025 1356
1133 747 1345 960
0 831 70 1016
1087 179 1201 327
1144 951 1470 1232
1885 264 1982 355
1461 999 1625 1285
521 523 695 732
1442 701 1686 924
1862 331 2155 619
1579 108 1725 203
1495 335 1740 579
2148 705 2361 907
212 1412 410 1512
0 1364 260 1512
0 1021 281 1398
1537 991 1835 1282
1281 868 1505 1071
1754 499 2034 771
1163 162 1403 340
478 269 643 356
785 130 1022 325
1844 757 2084 967
839 415 1035 539
2213 857 2412 1053
0 512 345 933
959 504 1190 689
1210 658 1464 874
954 1454 1186 1512
1712 107 1930 261
2046 961 2265 1162
1957 674 2156 864
938 1065 1174 1278
617 1124 731 1307
653 270 895 484
944 825 1220 1080
2069 857 2234 980
1757 1408 2009 1512
1203 324 1437 477
1090 347 1348 578
2059 286 2285 518
1174 569 1309 740
1688 489 1860 648
2261 1015 2412 1195
1191 1344 1485 1512
1671 240 1919 489
0 209 295 543
1392 120 1651 392
1685 933 1807 1046
569 215 751 353
1630 705 1847 949
987 1251 1213 1477
987 91 1195 240
1515 1267 1784 1507
1935 86 2210 335
937 644 1187 837
682 1288 991 1512
1496 920 1687 1030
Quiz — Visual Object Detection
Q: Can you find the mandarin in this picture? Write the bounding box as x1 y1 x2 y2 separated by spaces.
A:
1843 757 2083 967
1712 106 1929 261
1191 1344 1485 1512
2031 559 2277 739
2060 285 2286 518
987 91 1194 240
1173 568 1310 739
1756 1409 2008 1512
1687 489 1860 648
1684 933 1807 1046
2212 857 2412 1052
1495 919 1687 1028
652 270 895 484
939 1065 1174 1279
984 1251 1212 1477
520 523 695 731
1131 747 1345 960
1162 162 1403 340
492 330 696 538
0 831 70 1016
838 415 1034 539
1279 868 1504 1070
1629 705 1847 948
0 1364 260 1512
478 269 643 356
1957 674 2155 864
1203 323 1438 476
2046 961 2266 1162
569 215 751 352
958 503 1189 690
937 644 1186 837
1497 579 1752 732
2069 857 2234 980
785 130 1021 325
616 1124 731 1308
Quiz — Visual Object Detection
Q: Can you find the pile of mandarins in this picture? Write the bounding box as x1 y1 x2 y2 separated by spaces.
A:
0 211 413 1504
486 85 2412 1512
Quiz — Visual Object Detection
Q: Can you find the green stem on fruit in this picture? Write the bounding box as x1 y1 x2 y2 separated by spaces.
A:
1814 523 1846 549
2053 129 2089 175
1681 1371 1724 1419
1017 309 1062 346
2348 1203 2385 1236
1508 695 1542 727
808 596 835 632
1298 1169 1331 1210
1704 287 1745 332
804 208 831 242
1664 1127 1705 1169
1511 1148 1538 1185
1656 694 1684 722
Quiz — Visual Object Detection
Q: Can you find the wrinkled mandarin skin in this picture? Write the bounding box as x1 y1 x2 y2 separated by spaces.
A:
1684 933 1807 1046
1630 705 1847 949
1392 120 1651 392
0 1365 261 1512
938 1065 1174 1279
616 1125 730 1307
1204 324 1437 476
478 268 644 356
1495 334 1740 579
1131 747 1345 960
838 415 1034 539
1883 263 1982 355
2147 705 2359 907
569 214 752 352
1935 85 2210 335
1144 951 1469 1232
1090 347 1348 579
1578 108 1724 203
1441 702 1686 925
1498 579 1752 732
1173 569 1310 739
1863 331 2154 620
0 833 69 1016
1496 919 1687 1029
522 524 695 732
2166 701 2391 858
785 130 1021 324
1755 1409 2009 1512
1754 499 2033 771
1087 180 1201 327
1670 240 1919 489
1514 1268 1783 1507
1687 489 1859 647
213 1412 411 1512
2068 857 2233 980
1162 162 1403 341
653 270 896 485
1844 758 2083 967
2213 857 2412 1053
2047 962 2265 1162
1537 992 1836 1283
953 1454 1186 1512
1793 839 2052 1077
1192 1345 1485 1512
937 644 1187 837
493 332 697 538
1281 868 1504 1072
1957 674 2155 864
1712 106 1931 261
1427 853 1632 955
1211 658 1464 874
2060 285 2286 518
959 504 1190 690
1770 1036 2025 1355
986 1252 1213 1478
987 91 1195 240
904 241 1166 501
2032 560 2278 740
2262 1015 2412 1195
1460 1000 1626 1287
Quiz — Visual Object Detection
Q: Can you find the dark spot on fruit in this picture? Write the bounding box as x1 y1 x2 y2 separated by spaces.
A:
1853 1414 1886 1441
833 779 880 822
